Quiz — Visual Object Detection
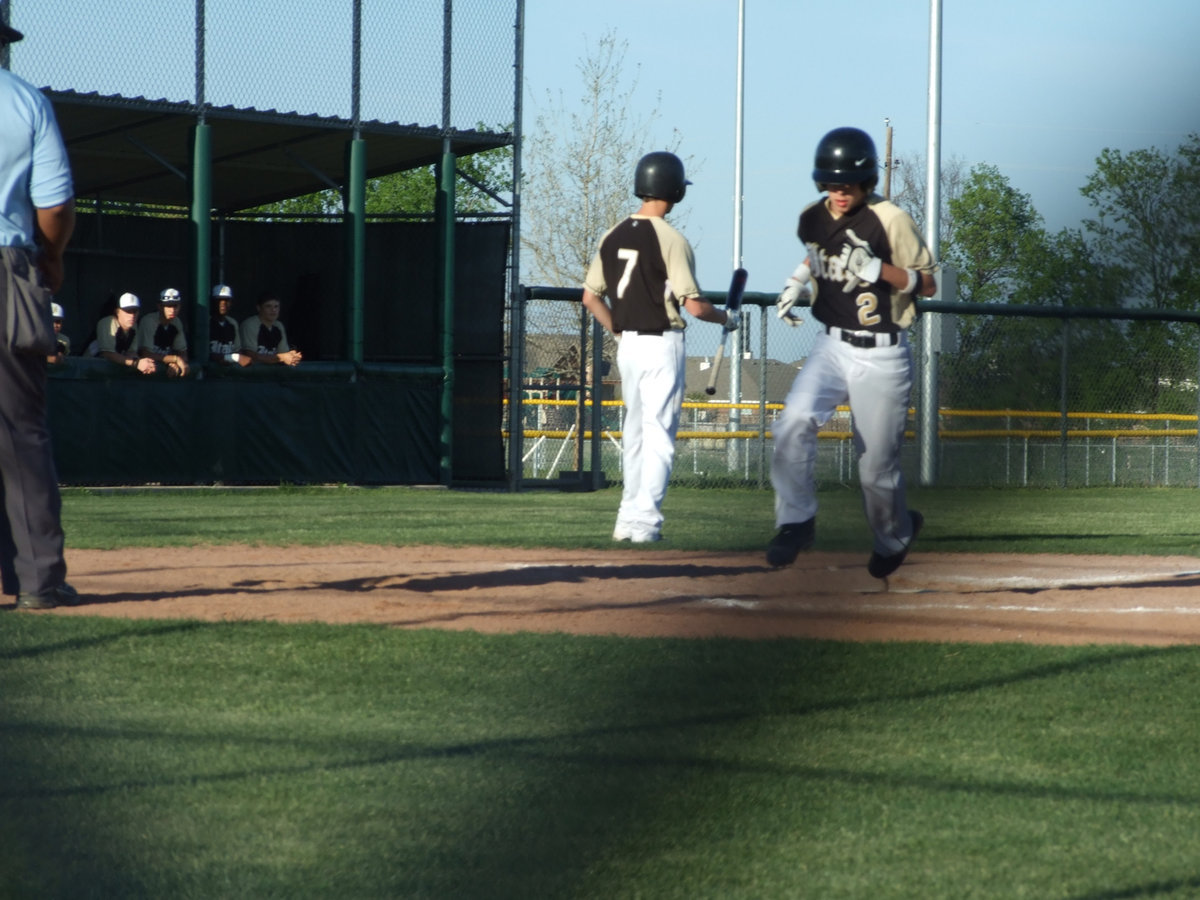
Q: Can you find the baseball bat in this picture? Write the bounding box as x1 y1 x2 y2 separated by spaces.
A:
705 267 748 396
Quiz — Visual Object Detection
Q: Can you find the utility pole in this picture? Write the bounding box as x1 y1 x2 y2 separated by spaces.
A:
883 117 894 200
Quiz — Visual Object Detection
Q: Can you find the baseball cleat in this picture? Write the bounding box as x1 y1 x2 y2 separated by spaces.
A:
630 532 662 544
867 511 923 579
766 518 815 567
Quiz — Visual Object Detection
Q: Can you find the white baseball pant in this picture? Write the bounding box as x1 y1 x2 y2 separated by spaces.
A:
614 330 685 539
770 329 915 555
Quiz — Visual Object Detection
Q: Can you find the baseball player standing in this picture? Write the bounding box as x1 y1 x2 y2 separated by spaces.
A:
767 127 937 578
581 151 737 543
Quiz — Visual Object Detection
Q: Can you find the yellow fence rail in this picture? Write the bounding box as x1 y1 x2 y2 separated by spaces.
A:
512 398 1200 441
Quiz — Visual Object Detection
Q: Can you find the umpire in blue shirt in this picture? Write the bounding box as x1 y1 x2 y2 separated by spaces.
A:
0 13 80 609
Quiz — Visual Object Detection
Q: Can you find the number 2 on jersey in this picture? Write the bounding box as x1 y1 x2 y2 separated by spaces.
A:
857 292 882 327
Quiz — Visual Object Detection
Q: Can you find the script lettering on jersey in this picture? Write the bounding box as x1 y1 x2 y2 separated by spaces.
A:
806 241 850 287
808 239 887 298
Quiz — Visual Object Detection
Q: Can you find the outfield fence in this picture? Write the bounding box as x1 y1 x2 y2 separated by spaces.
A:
511 288 1200 490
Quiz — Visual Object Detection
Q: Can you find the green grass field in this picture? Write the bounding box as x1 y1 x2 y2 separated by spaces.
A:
4 486 1200 898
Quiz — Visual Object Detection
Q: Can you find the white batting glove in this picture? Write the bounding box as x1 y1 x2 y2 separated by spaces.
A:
722 308 742 334
842 228 882 293
776 262 811 326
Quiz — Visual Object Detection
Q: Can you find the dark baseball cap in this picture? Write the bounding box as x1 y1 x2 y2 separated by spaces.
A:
0 21 23 44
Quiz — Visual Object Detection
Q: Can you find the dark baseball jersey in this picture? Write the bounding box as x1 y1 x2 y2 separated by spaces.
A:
583 215 700 334
210 314 238 357
799 193 935 333
137 312 187 356
239 315 291 354
93 315 138 357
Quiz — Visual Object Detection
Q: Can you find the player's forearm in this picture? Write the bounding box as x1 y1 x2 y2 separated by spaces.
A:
581 289 614 333
683 297 727 326
881 262 936 297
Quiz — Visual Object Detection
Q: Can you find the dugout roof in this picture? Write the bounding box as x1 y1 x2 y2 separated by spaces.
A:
48 89 512 213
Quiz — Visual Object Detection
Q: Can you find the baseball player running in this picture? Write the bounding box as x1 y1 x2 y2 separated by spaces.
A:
767 127 937 578
581 151 737 543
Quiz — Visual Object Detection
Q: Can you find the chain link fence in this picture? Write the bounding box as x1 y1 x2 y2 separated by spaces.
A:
6 0 515 131
513 290 1200 490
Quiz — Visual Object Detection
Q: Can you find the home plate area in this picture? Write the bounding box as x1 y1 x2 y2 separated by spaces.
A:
32 545 1200 646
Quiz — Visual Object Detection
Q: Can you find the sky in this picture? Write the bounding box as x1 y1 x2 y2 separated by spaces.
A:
522 0 1200 294
8 0 1199 299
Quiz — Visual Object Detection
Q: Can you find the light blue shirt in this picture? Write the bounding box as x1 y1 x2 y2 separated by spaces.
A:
0 68 73 248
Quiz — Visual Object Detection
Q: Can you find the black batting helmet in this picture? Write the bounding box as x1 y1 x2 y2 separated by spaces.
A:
634 151 691 203
812 127 878 188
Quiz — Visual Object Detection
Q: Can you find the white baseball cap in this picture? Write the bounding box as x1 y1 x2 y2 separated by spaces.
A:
118 293 140 310
212 284 234 299
51 302 65 319
160 287 182 304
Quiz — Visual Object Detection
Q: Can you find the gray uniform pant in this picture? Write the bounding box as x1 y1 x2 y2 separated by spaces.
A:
0 266 66 596
771 329 915 556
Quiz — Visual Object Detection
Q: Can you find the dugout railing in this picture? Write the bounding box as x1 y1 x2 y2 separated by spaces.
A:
511 288 1200 490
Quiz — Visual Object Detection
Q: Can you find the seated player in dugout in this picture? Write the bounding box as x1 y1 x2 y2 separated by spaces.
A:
90 292 157 374
137 287 190 377
239 290 302 367
209 283 247 366
47 301 69 364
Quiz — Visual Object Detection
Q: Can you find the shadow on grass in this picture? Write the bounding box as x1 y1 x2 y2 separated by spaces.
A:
1 628 1195 896
2 644 1189 809
1070 875 1200 899
0 620 206 659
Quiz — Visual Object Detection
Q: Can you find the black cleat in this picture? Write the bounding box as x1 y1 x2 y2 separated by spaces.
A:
868 511 923 579
766 518 815 567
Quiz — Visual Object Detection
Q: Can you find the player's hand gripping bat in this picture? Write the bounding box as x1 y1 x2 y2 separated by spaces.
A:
705 268 748 396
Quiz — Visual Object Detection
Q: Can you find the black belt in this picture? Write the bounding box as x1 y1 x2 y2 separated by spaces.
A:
825 325 899 348
620 329 663 336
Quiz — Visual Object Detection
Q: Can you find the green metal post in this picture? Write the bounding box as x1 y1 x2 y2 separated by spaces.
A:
437 147 456 485
344 139 366 364
190 123 212 358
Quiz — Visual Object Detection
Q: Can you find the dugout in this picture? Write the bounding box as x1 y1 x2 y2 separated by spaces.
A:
42 91 512 487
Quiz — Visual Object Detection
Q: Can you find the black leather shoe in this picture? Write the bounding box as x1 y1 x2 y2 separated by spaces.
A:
15 582 80 610
868 511 923 579
766 518 815 567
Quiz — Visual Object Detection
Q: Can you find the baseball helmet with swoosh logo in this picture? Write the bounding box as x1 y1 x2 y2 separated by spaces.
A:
812 127 878 187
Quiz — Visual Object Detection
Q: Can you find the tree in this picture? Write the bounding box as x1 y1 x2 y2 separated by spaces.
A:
518 31 688 381
1079 137 1200 410
249 129 512 217
890 151 967 253
943 164 1042 305
520 31 683 288
937 165 1127 411
1080 138 1199 312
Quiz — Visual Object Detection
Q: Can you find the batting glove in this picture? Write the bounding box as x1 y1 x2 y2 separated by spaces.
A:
776 262 811 326
722 308 742 334
842 228 882 293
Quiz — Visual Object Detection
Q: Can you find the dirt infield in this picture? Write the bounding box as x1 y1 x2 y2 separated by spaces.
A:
13 544 1200 646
